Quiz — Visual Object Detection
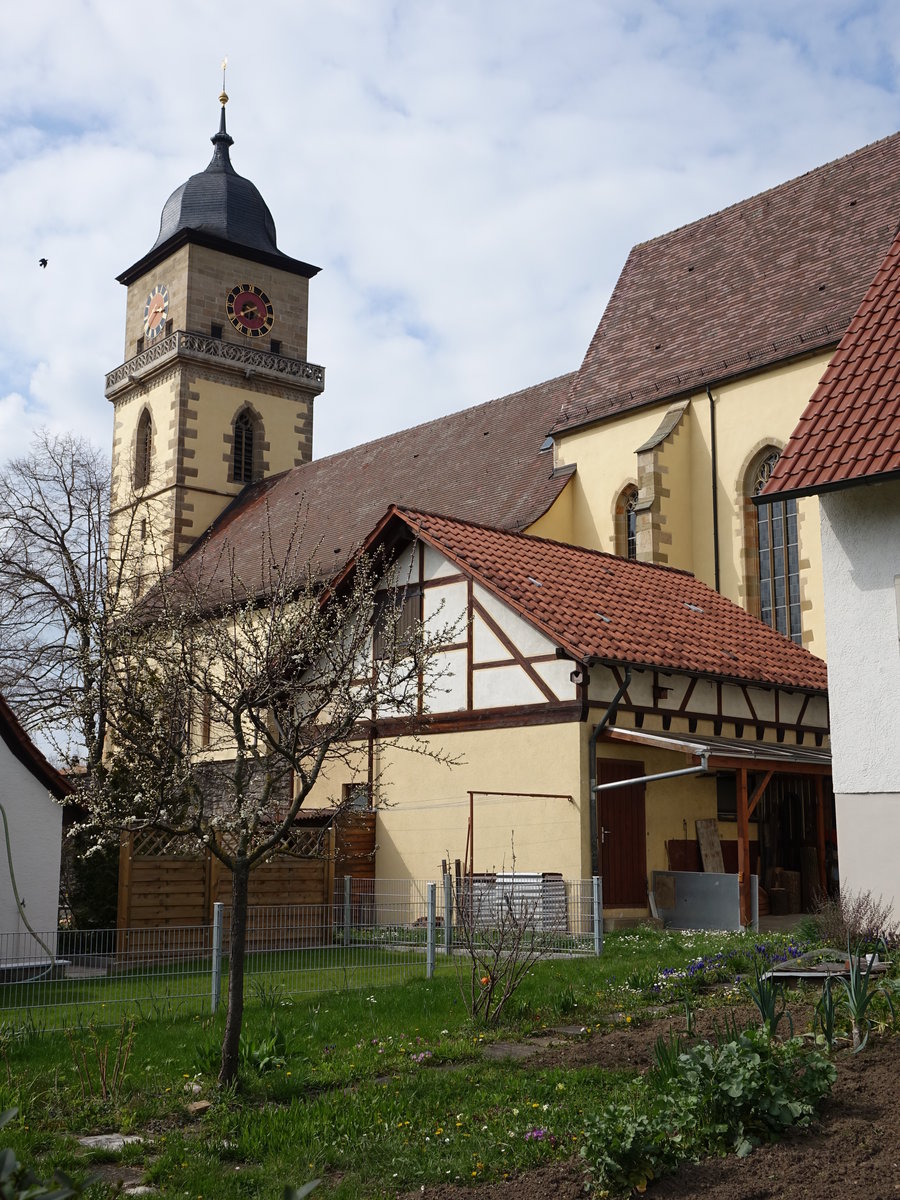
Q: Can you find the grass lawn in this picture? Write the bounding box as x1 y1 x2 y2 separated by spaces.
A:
0 927 845 1197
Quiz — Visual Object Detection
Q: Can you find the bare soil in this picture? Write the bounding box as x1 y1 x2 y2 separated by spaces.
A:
400 1006 900 1200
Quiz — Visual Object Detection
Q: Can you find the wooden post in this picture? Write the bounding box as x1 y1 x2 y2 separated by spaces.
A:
815 775 827 900
326 823 337 910
736 767 751 928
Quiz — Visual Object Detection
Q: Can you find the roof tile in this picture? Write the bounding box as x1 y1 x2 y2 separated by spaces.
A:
554 131 900 435
379 510 827 693
765 226 900 497
173 374 575 604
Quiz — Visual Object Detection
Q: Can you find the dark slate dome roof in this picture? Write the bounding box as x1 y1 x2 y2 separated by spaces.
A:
151 107 280 255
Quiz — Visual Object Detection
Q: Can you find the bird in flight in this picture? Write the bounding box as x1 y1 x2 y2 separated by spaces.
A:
39 258 48 268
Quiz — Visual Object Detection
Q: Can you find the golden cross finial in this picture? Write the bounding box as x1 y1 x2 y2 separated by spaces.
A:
219 56 229 106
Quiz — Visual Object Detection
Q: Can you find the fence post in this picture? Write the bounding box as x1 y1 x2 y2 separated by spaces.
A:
592 876 603 956
211 901 224 1012
426 882 436 979
443 873 453 956
343 876 352 945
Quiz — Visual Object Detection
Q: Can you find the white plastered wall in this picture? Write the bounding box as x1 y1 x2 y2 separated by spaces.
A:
820 480 900 915
0 747 62 948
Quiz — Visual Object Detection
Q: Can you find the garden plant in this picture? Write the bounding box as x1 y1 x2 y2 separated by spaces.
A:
0 927 879 1197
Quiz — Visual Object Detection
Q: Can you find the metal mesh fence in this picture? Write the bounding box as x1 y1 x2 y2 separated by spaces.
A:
0 877 600 1032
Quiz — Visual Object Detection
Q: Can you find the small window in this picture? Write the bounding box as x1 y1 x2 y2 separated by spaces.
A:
211 323 223 339
199 693 212 749
614 485 639 559
136 337 145 354
716 774 736 822
135 408 152 490
342 782 371 809
233 410 255 484
270 339 281 355
373 588 421 659
165 318 173 337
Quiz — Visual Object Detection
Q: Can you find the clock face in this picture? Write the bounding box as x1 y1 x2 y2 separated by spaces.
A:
226 283 274 337
143 283 169 340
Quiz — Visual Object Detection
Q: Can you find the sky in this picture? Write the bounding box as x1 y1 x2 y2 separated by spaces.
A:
2 0 900 468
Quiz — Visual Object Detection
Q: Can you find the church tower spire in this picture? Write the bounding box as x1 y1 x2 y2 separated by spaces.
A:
106 92 324 579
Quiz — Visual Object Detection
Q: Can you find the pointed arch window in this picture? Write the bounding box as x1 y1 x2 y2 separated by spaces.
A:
753 450 802 644
232 409 256 484
614 485 639 559
135 408 152 490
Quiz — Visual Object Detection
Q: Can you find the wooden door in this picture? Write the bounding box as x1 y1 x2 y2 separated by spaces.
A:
597 759 647 906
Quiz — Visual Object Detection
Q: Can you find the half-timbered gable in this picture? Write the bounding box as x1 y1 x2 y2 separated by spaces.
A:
311 507 832 921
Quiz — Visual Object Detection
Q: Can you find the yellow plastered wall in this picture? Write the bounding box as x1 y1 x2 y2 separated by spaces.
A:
182 373 312 523
552 352 831 657
302 722 585 882
524 477 575 543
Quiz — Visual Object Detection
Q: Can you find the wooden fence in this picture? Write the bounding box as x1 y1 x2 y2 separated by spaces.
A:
115 811 376 960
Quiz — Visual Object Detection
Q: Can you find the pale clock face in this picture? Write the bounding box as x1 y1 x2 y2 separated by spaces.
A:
226 283 274 337
143 283 169 340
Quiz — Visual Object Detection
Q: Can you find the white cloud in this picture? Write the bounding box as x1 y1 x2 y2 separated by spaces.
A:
1 0 899 464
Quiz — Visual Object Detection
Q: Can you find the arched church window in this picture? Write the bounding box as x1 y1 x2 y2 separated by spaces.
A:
614 485 639 559
232 410 256 484
134 408 152 490
752 449 801 644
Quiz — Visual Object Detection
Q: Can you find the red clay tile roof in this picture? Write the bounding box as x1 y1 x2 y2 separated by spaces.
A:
174 375 575 604
553 131 900 435
378 509 827 692
0 692 73 799
763 226 900 498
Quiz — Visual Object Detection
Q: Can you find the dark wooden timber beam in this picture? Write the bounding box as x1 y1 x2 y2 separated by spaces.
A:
747 770 774 819
737 767 752 928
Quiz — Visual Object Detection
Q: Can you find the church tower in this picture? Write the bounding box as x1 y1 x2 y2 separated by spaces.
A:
106 93 324 578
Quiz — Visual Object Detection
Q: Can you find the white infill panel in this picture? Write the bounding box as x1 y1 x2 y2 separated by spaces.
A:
473 584 556 658
473 664 546 709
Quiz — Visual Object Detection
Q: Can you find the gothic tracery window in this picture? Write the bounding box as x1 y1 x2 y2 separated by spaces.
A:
134 408 152 490
615 485 639 559
753 450 801 644
232 409 256 484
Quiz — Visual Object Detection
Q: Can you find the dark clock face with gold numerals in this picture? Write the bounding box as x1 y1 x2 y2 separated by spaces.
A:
226 283 274 337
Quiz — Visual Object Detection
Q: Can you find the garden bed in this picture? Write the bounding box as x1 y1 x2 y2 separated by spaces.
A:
398 1031 899 1200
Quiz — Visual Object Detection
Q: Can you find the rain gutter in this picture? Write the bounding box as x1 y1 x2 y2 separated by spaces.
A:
707 384 721 592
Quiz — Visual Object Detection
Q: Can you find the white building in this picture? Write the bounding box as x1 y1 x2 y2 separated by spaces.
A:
764 232 900 918
0 694 71 951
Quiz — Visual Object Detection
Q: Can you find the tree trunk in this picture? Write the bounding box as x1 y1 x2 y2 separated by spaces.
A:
219 857 250 1087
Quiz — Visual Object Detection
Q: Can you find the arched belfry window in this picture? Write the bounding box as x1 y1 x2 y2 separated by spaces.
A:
232 409 256 484
134 408 152 490
752 449 801 644
614 485 639 559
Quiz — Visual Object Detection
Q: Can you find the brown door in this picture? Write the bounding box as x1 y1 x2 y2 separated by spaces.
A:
597 759 647 906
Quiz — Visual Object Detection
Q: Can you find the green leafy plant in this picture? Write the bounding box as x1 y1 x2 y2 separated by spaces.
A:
0 1110 88 1199
651 1031 684 1083
239 1017 288 1074
742 961 793 1039
582 1031 836 1195
834 939 892 1052
815 976 838 1050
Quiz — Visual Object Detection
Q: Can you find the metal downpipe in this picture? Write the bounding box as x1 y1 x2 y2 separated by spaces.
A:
588 666 632 876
